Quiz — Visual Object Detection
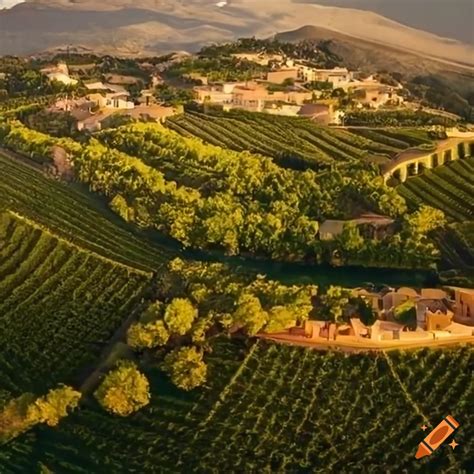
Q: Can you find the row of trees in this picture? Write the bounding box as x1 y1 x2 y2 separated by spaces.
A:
0 120 443 269
0 385 80 443
122 258 318 392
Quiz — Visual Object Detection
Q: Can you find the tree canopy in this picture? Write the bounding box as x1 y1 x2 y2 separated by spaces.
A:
127 320 170 350
164 298 198 336
95 361 150 416
163 347 207 391
26 385 81 427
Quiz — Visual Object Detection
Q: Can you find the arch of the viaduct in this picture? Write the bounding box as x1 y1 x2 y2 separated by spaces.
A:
383 139 474 184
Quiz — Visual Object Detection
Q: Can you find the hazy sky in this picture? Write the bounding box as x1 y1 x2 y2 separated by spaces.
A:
1 0 473 44
0 0 21 7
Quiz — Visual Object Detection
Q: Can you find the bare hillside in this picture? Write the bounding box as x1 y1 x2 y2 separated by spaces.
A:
0 0 473 68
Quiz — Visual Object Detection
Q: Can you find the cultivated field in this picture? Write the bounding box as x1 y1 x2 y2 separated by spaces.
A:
165 111 434 171
0 211 151 398
398 158 474 222
2 341 472 472
0 151 176 271
398 157 474 274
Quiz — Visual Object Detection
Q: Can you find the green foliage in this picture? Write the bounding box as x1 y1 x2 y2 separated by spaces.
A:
0 393 35 443
264 306 295 333
157 258 315 340
24 110 77 138
0 212 151 394
127 321 169 350
345 109 457 127
164 298 198 336
154 84 195 106
95 361 150 417
163 346 207 391
3 342 472 472
26 385 81 427
350 297 377 326
140 301 165 323
408 74 473 121
0 111 452 269
231 293 268 335
317 285 351 323
403 205 446 237
393 300 417 325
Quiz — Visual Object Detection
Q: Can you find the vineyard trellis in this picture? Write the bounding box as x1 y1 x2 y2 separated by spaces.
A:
398 157 474 273
2 341 471 473
0 212 151 396
164 111 434 171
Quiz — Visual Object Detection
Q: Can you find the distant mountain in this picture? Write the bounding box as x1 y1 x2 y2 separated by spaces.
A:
297 0 474 46
0 0 473 69
276 25 474 76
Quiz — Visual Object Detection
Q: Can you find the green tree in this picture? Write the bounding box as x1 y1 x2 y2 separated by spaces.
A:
403 205 446 237
110 194 131 222
350 297 377 326
164 298 198 336
26 385 81 427
95 361 150 416
393 300 417 326
318 286 350 324
337 222 364 253
127 320 169 350
163 346 207 391
0 393 35 442
140 301 165 323
265 306 296 333
232 293 268 335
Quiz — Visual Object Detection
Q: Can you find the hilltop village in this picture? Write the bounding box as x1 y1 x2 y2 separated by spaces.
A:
1 37 467 134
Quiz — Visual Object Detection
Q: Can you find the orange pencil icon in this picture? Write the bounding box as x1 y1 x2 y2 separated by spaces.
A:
415 415 459 459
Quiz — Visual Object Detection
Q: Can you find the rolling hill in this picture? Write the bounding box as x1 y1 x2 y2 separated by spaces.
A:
0 0 473 68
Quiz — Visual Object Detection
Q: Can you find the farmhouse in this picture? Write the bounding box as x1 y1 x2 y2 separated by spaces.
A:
87 92 134 110
40 62 78 86
298 66 352 86
319 214 395 241
353 85 404 109
194 82 313 114
353 286 474 329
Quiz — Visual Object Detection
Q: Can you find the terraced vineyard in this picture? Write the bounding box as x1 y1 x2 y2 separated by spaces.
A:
0 151 176 271
0 211 151 396
398 158 474 273
3 341 472 473
165 110 434 170
398 158 474 222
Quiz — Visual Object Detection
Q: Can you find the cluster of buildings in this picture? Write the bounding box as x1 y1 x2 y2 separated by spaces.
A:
194 80 342 124
296 286 473 347
265 286 474 350
44 67 175 132
193 55 404 120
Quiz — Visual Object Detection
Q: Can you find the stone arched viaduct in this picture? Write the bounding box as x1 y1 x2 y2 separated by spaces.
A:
383 138 474 183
